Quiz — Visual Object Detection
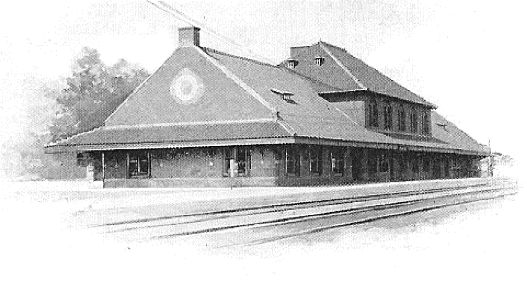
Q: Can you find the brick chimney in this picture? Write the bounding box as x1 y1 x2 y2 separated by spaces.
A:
178 26 200 47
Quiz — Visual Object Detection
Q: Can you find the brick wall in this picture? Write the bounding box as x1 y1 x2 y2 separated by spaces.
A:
94 145 482 188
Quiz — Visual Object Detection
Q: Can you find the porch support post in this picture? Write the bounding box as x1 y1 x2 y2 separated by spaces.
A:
147 151 151 178
101 152 105 181
126 152 130 179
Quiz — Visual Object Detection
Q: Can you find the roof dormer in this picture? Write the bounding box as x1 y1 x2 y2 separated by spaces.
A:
314 56 325 66
271 88 295 103
286 59 298 69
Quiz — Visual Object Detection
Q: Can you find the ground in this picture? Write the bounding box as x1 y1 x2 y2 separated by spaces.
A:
0 179 524 282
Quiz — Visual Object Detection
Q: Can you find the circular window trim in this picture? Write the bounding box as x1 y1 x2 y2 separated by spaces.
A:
170 68 205 105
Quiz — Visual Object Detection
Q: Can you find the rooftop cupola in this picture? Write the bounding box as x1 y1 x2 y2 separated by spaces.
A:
178 26 201 47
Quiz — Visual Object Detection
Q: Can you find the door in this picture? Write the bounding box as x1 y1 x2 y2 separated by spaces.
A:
224 147 251 177
351 153 362 181
236 147 251 177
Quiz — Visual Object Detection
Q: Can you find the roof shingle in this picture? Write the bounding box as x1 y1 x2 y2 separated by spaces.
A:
46 43 486 156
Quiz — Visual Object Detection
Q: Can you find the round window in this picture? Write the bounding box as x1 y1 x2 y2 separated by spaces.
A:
170 68 204 104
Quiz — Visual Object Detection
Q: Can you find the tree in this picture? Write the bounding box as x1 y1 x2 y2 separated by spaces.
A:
1 48 150 180
50 47 150 141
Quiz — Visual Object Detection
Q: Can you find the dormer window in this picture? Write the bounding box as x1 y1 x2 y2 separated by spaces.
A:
314 56 325 66
437 122 448 132
383 102 392 130
271 88 295 103
397 104 406 132
422 111 431 135
410 108 418 133
286 59 298 69
368 99 379 127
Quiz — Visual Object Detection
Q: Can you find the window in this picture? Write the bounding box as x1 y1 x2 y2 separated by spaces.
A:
236 147 251 176
331 147 345 176
410 108 418 133
444 159 450 177
368 99 379 127
412 158 419 173
286 59 298 69
379 153 389 172
128 151 149 178
309 146 322 175
271 88 295 103
223 147 233 176
282 93 295 103
423 158 430 173
314 57 325 66
383 103 393 130
224 147 251 177
368 153 377 174
422 112 430 135
399 158 407 174
398 104 406 131
285 146 300 176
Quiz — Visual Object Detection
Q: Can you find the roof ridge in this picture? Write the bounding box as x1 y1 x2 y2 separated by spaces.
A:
319 42 367 90
280 65 343 92
275 118 296 136
102 48 183 125
433 111 487 149
318 41 348 52
193 46 278 115
201 47 278 69
320 42 437 108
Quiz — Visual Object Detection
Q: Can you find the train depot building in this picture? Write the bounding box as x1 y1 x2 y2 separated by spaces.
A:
45 27 488 188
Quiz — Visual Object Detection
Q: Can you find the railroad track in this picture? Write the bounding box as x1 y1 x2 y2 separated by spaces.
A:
152 188 515 238
235 191 516 247
93 179 517 246
98 180 510 228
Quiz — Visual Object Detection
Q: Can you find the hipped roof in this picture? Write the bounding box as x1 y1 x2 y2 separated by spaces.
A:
318 42 436 108
45 43 487 156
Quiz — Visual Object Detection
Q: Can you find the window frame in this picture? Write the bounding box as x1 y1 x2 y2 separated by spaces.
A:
308 146 323 176
223 147 233 177
399 157 407 174
286 59 298 69
127 151 150 178
314 57 325 66
422 111 431 135
368 153 378 174
223 147 251 177
410 107 418 133
368 99 379 127
236 147 251 177
285 146 300 177
330 147 345 177
398 104 406 132
379 153 389 173
383 102 393 131
423 157 430 173
412 158 420 173
444 159 450 177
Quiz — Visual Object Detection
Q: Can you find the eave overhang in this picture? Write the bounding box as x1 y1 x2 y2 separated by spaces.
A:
45 135 488 157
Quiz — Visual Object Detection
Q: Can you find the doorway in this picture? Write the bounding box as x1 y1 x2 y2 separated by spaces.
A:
223 147 251 177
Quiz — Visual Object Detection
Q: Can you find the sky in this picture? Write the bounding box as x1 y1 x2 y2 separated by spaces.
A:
0 0 526 162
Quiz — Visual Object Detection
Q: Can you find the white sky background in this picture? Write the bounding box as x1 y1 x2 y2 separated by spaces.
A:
0 0 526 162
